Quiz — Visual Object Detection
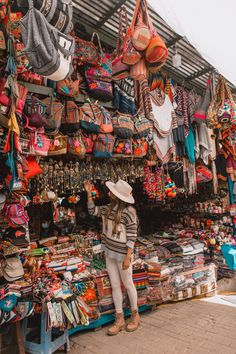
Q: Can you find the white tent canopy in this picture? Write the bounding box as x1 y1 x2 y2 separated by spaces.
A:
148 0 236 87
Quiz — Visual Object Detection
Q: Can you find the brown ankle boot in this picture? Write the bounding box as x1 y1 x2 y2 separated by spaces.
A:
126 309 140 332
107 312 125 336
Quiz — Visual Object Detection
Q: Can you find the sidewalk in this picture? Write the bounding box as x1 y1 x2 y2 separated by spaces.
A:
67 299 236 354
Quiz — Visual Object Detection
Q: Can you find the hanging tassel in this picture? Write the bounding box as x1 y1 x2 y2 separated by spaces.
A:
5 35 17 75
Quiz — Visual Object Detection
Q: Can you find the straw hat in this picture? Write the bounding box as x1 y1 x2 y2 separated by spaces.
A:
105 180 135 204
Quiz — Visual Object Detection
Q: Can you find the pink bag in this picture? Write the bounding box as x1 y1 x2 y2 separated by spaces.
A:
29 131 50 156
82 133 95 154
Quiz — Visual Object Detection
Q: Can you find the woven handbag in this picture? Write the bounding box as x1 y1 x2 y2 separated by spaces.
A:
24 95 47 116
133 138 148 157
81 133 95 153
93 134 115 158
144 0 168 65
112 7 130 81
43 96 64 135
75 35 99 66
57 77 80 97
131 0 151 51
85 33 113 101
79 101 102 133
122 1 145 65
130 58 148 81
68 133 86 159
48 133 67 156
17 0 73 34
112 112 134 138
122 30 141 65
100 105 113 133
61 100 80 134
133 114 152 139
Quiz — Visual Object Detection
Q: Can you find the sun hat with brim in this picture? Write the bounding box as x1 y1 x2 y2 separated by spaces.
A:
105 180 135 204
2 257 24 282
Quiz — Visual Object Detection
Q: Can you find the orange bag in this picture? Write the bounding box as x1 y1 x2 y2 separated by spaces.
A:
144 0 168 65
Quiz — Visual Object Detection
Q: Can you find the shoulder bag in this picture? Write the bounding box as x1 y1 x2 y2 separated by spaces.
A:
111 112 134 138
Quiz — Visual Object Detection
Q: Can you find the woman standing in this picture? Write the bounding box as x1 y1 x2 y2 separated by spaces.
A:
84 179 140 335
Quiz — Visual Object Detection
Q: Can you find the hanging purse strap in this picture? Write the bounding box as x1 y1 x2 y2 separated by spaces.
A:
91 32 103 55
116 6 129 55
130 0 143 31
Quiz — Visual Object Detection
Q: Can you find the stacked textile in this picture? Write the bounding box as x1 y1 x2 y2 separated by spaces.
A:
135 235 216 304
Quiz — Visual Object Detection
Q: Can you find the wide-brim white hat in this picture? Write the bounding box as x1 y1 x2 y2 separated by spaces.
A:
105 180 135 204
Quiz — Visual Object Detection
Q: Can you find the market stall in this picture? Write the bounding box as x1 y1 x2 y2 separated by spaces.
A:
0 0 236 353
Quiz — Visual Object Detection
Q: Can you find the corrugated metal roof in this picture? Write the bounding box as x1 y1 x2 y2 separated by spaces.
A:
72 0 236 96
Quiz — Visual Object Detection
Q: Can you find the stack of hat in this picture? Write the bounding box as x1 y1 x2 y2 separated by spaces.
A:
1 257 24 282
4 227 29 248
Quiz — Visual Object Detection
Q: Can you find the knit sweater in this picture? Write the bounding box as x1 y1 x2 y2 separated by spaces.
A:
88 202 138 262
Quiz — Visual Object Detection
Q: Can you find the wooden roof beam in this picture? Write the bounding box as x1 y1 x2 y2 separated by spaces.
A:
185 67 214 82
166 35 183 48
96 0 128 29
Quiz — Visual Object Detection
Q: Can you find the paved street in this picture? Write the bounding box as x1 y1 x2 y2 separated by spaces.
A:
67 299 236 354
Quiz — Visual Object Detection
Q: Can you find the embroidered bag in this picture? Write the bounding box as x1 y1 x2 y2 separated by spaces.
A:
133 138 148 157
111 112 134 138
30 131 50 156
68 133 86 159
114 138 132 155
112 7 130 81
85 33 113 101
79 101 102 133
57 77 80 97
61 100 80 134
93 134 115 159
133 113 152 139
48 133 67 155
82 133 95 154
75 35 99 66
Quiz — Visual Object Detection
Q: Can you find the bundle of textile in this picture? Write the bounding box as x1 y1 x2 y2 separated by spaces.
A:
132 269 148 290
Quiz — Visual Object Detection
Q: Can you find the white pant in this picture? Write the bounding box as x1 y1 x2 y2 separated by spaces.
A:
106 256 138 313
